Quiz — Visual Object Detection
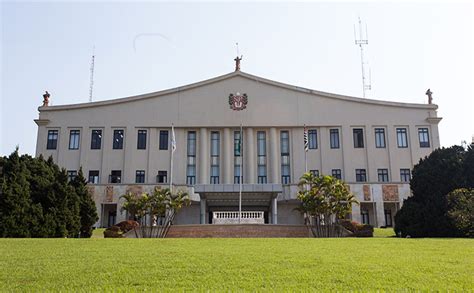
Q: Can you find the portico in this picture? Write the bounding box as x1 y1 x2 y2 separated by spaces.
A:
195 184 282 224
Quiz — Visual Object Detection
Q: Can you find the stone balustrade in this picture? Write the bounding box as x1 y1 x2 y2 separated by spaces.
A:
212 211 264 224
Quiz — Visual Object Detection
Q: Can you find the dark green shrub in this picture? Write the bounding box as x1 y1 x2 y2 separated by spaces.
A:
395 145 474 237
447 188 474 238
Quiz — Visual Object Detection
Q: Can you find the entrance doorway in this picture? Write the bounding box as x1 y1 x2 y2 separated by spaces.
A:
101 203 117 227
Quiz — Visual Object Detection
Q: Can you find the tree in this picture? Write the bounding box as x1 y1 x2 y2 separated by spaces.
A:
0 149 98 238
463 144 474 188
71 168 98 238
0 149 36 237
21 154 57 237
447 188 474 238
120 187 190 238
297 173 358 237
395 145 472 237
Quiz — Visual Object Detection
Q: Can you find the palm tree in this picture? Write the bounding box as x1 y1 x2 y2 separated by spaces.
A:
297 172 358 237
121 187 189 238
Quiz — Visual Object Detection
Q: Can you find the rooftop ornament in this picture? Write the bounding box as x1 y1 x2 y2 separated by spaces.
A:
425 88 433 104
234 55 242 71
42 91 50 107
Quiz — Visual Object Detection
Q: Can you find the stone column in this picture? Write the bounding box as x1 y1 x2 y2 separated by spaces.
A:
272 197 278 224
269 127 279 183
199 128 208 184
351 202 361 223
223 128 232 184
375 201 386 228
245 127 255 184
373 185 386 227
200 198 207 224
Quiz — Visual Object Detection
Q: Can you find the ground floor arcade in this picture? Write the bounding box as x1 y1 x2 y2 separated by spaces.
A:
91 183 409 228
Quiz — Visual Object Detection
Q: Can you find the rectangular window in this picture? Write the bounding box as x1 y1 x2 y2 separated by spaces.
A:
330 129 340 149
396 128 408 148
377 168 389 182
356 169 367 182
400 169 411 182
418 128 430 148
135 170 145 183
91 130 102 150
157 171 167 183
353 128 364 148
308 129 318 149
332 169 342 180
137 130 147 149
257 131 267 184
67 170 77 182
374 128 386 148
186 131 196 185
113 129 124 149
109 170 121 183
281 131 291 184
88 170 99 184
310 170 319 177
47 130 59 150
234 131 242 184
69 130 80 150
159 130 169 150
210 131 220 184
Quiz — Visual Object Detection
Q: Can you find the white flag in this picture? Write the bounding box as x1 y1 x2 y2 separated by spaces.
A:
171 125 176 152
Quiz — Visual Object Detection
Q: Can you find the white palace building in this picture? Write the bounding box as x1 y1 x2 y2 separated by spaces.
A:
34 60 442 228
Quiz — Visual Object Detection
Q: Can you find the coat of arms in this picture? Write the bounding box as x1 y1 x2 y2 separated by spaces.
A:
229 92 248 111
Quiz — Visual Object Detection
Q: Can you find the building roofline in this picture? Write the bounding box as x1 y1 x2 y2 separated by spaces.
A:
38 70 438 111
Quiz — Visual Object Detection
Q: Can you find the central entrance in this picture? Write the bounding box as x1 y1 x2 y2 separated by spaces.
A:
194 184 282 224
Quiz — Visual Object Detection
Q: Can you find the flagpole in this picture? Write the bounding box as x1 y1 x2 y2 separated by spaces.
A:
170 124 174 193
239 123 243 224
304 124 308 173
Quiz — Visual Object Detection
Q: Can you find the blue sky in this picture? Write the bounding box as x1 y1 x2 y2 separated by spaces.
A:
1 1 473 156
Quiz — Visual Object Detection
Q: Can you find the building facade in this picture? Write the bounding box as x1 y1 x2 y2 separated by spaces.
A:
34 70 442 228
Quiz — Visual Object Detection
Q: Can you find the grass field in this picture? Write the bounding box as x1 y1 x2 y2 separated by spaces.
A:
0 237 472 291
374 228 396 237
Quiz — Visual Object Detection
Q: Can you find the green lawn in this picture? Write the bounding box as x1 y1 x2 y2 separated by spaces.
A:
91 228 105 238
0 238 472 291
374 228 396 238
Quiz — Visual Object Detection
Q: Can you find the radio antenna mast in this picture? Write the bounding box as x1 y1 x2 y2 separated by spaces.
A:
89 46 95 102
354 17 371 98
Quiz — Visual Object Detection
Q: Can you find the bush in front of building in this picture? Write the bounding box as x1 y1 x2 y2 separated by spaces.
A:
0 149 98 238
394 145 474 238
115 220 139 233
103 220 139 238
340 220 374 237
103 225 124 238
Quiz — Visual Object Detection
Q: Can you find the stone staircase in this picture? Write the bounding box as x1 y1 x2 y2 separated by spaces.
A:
165 224 312 238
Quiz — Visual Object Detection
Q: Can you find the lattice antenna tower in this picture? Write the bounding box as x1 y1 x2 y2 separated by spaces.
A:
89 46 95 102
354 17 371 98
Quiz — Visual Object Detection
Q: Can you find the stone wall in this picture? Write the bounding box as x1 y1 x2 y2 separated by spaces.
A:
164 224 312 238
